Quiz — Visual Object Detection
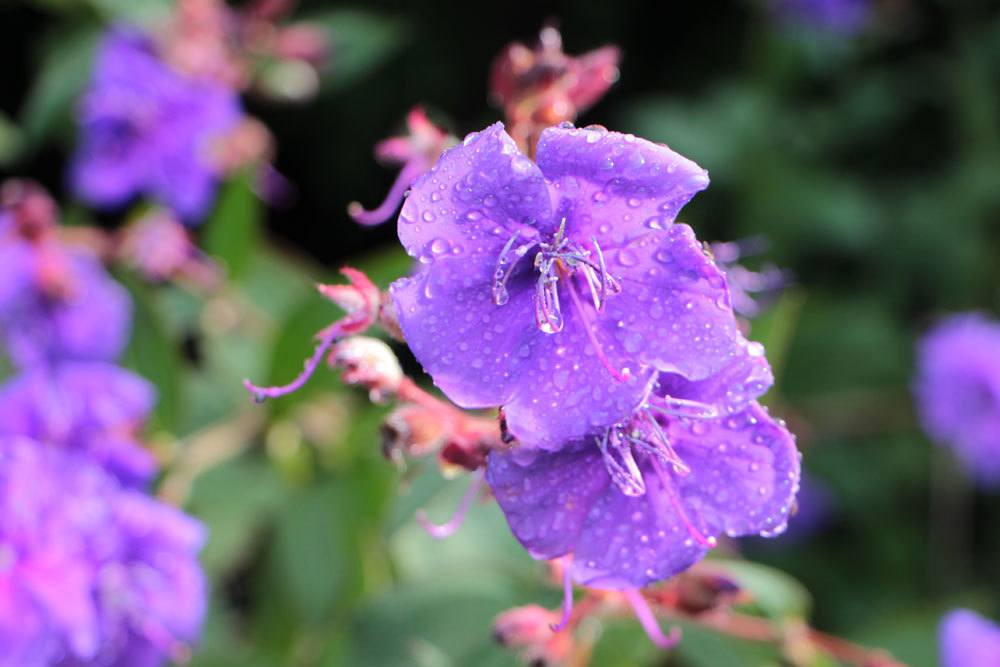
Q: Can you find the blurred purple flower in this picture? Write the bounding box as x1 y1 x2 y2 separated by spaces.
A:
0 363 157 487
915 313 1000 487
0 437 206 666
0 238 131 369
710 238 788 319
71 27 242 223
939 609 1000 667
487 342 799 590
774 0 870 34
391 122 748 449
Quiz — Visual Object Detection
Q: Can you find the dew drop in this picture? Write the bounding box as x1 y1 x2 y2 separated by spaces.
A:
616 248 639 267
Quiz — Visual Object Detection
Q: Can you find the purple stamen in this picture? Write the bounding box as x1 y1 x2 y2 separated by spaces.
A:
649 395 719 419
242 326 339 401
535 268 564 334
348 159 428 227
549 560 575 632
493 231 537 306
598 429 646 496
415 472 484 540
622 588 681 650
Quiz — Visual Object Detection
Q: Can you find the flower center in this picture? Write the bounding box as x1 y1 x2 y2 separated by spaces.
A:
491 219 621 334
597 395 721 547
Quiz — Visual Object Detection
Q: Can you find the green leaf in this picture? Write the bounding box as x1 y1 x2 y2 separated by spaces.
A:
347 581 521 667
118 273 183 430
748 288 807 388
717 559 812 620
0 112 24 166
201 171 264 282
308 9 409 93
19 24 99 150
268 479 365 623
187 455 288 579
87 0 171 22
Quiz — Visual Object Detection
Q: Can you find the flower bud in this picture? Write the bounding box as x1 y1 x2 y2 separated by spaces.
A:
380 404 448 462
118 210 194 282
493 605 559 648
329 336 402 401
317 267 382 335
0 178 57 240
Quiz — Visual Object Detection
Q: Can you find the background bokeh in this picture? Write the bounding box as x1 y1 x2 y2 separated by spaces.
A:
2 1 1000 665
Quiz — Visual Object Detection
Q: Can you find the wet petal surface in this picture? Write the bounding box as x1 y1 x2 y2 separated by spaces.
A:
397 122 554 264
597 225 741 381
536 124 709 248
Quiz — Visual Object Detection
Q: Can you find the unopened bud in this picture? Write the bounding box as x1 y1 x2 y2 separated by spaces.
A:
329 336 402 401
438 440 487 473
118 210 193 281
673 569 743 615
317 267 381 335
493 605 559 648
381 404 447 462
273 23 329 65
0 178 58 240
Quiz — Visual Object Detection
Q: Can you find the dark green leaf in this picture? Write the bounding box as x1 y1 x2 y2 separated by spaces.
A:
201 171 264 282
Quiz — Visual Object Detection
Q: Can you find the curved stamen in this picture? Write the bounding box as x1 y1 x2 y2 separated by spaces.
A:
348 159 428 227
648 395 719 420
243 326 339 401
598 428 646 496
493 230 537 306
626 409 690 475
622 589 681 650
415 472 484 540
535 261 564 333
549 559 576 632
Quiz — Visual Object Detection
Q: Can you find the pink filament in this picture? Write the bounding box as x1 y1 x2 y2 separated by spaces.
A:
549 559 575 632
348 159 427 227
562 271 629 383
415 472 484 540
653 460 717 548
622 588 681 649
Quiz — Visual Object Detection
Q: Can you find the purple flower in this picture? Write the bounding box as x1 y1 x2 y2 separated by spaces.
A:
0 363 157 487
71 28 242 222
914 313 1000 487
0 239 131 369
709 238 788 319
939 609 1000 667
0 437 206 666
390 122 746 449
774 0 870 34
487 341 799 589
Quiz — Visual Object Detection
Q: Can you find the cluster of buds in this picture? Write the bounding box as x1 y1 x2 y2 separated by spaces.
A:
162 0 330 102
493 559 906 667
489 26 620 156
347 25 619 228
243 264 505 539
